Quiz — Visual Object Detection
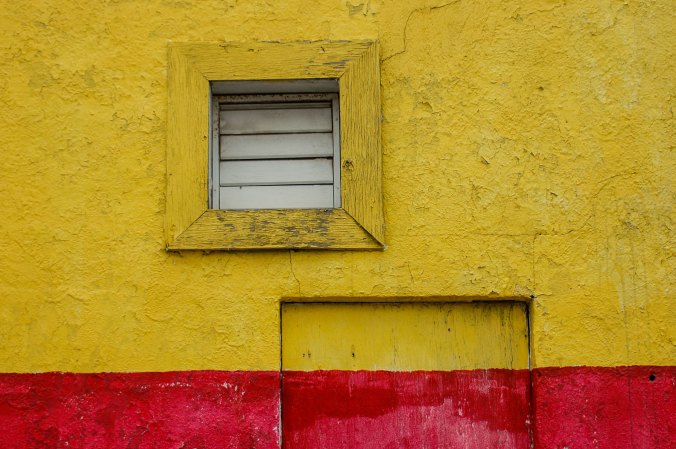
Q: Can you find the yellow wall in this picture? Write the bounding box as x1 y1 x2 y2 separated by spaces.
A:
0 0 673 372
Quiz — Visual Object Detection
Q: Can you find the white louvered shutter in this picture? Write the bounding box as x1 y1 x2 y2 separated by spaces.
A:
211 93 340 210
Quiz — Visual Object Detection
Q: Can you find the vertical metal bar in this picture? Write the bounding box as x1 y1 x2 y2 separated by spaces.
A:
331 94 341 208
210 94 221 209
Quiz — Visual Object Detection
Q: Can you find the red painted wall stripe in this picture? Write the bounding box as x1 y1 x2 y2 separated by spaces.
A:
282 369 531 449
0 371 280 449
0 366 674 448
532 366 675 449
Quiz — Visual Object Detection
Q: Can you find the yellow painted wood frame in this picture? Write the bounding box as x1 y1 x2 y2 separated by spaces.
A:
166 41 384 250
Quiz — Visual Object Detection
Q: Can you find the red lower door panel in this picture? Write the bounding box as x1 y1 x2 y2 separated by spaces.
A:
282 369 531 449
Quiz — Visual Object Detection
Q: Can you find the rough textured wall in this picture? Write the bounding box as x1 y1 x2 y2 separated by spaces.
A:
0 371 280 448
0 0 673 447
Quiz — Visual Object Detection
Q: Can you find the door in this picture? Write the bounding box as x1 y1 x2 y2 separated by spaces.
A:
281 302 530 449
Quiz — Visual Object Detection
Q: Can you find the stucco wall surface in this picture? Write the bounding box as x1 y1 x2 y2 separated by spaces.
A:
0 0 673 372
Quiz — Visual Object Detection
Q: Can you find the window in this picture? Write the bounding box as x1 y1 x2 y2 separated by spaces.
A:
210 83 341 210
166 41 384 250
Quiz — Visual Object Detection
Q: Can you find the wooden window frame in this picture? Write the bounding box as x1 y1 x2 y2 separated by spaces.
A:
166 41 384 250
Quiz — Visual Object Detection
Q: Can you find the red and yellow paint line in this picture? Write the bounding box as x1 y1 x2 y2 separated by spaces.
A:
0 302 673 448
281 302 531 449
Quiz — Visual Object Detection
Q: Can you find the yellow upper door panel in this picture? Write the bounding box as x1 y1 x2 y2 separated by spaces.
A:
282 302 529 371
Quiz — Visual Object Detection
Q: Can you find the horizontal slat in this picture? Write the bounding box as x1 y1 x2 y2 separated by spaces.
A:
220 159 333 186
220 133 334 159
220 185 334 209
211 79 339 95
220 102 331 110
220 107 332 134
